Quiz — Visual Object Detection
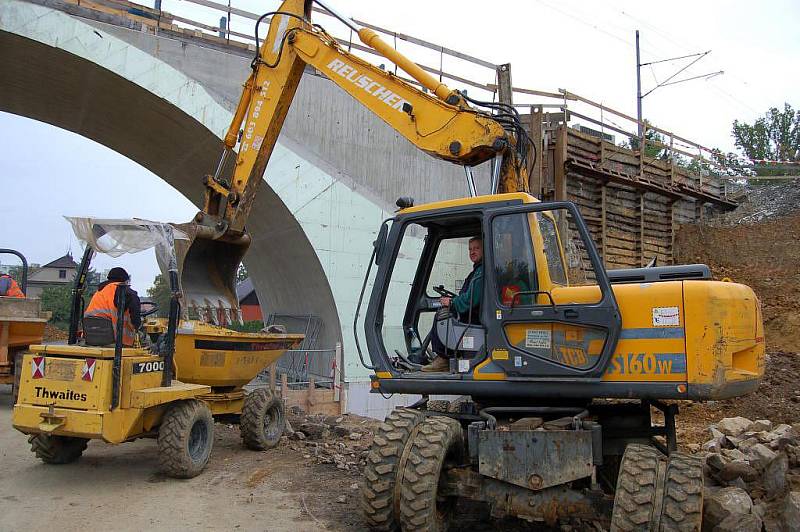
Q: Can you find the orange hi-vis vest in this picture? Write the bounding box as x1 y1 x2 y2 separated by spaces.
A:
0 274 24 298
84 282 136 346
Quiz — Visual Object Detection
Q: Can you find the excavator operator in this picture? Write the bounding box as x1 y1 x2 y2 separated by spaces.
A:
423 236 484 372
0 272 24 298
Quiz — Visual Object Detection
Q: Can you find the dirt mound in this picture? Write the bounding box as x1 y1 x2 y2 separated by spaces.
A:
43 323 68 342
715 180 800 226
678 351 800 449
675 211 800 353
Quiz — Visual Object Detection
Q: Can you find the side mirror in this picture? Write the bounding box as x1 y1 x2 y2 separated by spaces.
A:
373 222 389 265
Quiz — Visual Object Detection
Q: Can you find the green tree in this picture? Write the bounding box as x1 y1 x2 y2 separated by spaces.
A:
621 126 669 160
40 285 74 328
147 273 171 318
732 103 800 176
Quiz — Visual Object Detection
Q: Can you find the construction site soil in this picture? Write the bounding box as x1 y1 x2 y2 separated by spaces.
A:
673 182 800 448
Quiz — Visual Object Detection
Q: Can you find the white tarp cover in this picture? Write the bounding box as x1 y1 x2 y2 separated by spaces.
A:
66 217 188 274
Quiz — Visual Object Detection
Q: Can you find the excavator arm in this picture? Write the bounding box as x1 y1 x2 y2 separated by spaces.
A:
181 0 532 323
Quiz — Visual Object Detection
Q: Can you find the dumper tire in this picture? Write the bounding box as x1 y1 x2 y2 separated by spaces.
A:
158 399 214 479
361 407 425 531
659 452 703 532
426 400 450 413
610 443 664 532
399 415 464 532
11 349 23 404
240 388 285 451
29 434 88 464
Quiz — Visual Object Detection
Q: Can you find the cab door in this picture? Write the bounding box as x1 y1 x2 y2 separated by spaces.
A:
483 201 621 379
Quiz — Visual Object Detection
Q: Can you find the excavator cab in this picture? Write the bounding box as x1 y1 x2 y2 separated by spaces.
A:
360 192 623 395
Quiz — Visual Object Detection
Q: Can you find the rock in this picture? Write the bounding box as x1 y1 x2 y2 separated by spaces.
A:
716 417 754 437
711 513 762 532
687 443 701 453
298 422 329 440
704 439 723 454
289 405 304 416
736 437 760 452
773 424 795 437
763 453 789 498
786 445 800 468
284 418 294 434
721 448 748 462
350 483 359 490
332 426 350 437
780 492 800 531
717 461 760 483
509 417 544 430
336 495 347 504
348 432 362 441
710 427 726 440
747 419 773 433
292 431 306 441
707 453 727 471
703 487 753 528
748 443 778 469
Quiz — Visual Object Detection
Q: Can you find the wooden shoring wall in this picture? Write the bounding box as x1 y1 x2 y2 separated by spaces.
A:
543 125 734 269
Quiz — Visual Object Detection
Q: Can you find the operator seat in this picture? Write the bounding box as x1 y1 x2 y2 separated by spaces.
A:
83 316 116 346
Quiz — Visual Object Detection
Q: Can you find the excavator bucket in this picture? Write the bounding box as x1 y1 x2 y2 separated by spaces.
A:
172 222 250 326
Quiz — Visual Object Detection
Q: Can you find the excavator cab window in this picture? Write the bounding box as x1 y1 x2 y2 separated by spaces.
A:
375 214 484 368
484 202 621 378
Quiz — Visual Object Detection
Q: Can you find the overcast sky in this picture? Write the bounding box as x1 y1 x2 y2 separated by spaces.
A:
1 0 798 293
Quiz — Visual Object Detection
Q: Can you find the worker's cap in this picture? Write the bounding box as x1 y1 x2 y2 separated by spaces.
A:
107 267 130 282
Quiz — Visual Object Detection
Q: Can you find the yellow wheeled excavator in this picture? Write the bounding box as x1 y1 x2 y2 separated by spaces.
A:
16 0 764 526
200 2 761 529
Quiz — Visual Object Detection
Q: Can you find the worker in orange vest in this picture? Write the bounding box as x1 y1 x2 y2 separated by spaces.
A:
84 267 142 346
0 273 24 298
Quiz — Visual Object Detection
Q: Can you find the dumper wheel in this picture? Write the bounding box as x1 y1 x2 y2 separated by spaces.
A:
399 415 464 532
158 399 214 479
361 408 425 531
659 452 703 531
12 349 23 404
240 388 285 451
29 434 88 464
610 443 663 532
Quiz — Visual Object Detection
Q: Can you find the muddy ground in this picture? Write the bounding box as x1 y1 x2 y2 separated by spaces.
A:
0 387 544 531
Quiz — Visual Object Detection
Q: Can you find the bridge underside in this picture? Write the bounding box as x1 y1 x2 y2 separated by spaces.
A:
0 30 342 350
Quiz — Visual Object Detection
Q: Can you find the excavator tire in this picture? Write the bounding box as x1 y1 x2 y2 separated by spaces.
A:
399 415 464 532
610 443 664 532
157 399 214 479
29 434 88 464
659 452 703 531
240 388 285 451
361 407 425 531
426 400 451 413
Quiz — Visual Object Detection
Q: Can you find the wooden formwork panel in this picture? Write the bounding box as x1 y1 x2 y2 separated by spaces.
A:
544 126 732 269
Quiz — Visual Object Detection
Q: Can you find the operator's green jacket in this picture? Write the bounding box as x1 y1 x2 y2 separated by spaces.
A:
452 262 483 324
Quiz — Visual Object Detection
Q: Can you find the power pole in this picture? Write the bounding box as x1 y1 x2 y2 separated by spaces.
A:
636 30 643 139
635 30 723 140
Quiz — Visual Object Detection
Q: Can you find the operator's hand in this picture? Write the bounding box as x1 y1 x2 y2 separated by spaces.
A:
440 297 452 307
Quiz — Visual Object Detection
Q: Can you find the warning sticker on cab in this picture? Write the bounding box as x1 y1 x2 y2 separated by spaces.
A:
652 306 680 327
525 329 551 349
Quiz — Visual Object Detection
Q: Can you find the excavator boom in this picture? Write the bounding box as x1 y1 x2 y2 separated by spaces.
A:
179 0 531 323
